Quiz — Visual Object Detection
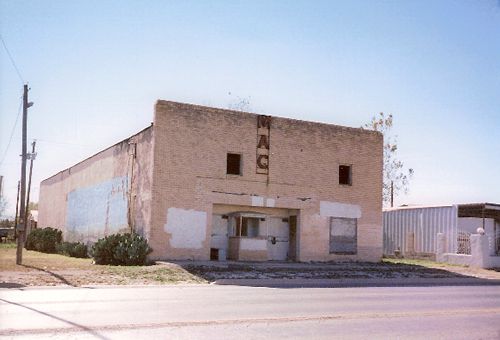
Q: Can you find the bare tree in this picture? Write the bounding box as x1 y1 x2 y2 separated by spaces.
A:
0 197 7 218
227 92 252 112
28 201 38 212
364 112 414 207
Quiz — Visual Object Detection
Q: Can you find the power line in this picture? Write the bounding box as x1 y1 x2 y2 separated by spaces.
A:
35 138 97 148
0 34 24 84
0 97 23 167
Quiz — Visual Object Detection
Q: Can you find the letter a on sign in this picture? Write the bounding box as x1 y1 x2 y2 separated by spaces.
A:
257 134 269 149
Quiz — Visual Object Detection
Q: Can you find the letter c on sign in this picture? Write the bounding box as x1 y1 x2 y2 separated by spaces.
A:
257 154 269 169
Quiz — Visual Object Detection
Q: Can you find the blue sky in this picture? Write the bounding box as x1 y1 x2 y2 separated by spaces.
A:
1 0 499 217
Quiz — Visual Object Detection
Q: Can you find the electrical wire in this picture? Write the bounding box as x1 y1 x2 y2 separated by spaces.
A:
35 139 96 148
0 34 24 84
0 98 23 167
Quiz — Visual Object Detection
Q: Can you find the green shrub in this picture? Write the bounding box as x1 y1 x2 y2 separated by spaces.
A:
56 241 88 258
92 233 152 266
25 227 62 253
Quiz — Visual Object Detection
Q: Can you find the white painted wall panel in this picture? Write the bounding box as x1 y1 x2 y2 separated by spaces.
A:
240 238 267 251
320 201 362 219
211 214 228 250
164 208 207 249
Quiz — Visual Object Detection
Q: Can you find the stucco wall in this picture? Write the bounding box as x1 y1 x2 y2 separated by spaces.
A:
437 233 500 269
37 126 154 243
150 101 383 261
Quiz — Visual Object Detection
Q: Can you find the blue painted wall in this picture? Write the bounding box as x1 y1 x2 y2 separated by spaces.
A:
66 176 128 241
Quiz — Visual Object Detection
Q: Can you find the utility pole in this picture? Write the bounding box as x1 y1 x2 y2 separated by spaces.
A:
24 140 37 240
0 176 3 220
16 84 33 265
14 181 20 232
390 181 394 208
0 176 3 217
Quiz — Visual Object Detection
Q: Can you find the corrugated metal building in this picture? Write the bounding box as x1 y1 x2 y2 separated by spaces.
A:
383 203 500 256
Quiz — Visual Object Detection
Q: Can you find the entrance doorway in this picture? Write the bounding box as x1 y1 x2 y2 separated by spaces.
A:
288 215 298 261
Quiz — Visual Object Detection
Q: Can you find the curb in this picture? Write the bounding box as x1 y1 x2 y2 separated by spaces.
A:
3 278 500 290
213 277 500 288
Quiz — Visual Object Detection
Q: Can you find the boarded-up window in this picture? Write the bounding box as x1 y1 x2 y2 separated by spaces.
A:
227 153 241 175
330 217 357 254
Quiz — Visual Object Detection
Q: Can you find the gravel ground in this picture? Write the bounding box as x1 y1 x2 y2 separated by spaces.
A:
178 260 500 281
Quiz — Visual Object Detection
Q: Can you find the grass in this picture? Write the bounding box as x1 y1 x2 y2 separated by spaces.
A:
0 242 17 249
0 246 206 286
382 257 468 268
0 245 93 271
105 266 206 284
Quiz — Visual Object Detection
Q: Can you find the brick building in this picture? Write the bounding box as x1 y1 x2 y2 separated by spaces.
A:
38 100 383 262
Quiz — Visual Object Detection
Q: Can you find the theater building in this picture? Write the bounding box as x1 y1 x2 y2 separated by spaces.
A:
38 100 383 262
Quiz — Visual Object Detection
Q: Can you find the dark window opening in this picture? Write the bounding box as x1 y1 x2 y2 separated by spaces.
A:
339 165 352 185
227 153 241 175
210 248 219 260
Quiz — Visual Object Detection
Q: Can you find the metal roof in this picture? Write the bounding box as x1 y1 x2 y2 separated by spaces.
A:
384 202 500 219
457 203 500 219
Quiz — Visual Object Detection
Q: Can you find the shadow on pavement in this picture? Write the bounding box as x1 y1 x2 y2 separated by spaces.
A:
0 298 109 339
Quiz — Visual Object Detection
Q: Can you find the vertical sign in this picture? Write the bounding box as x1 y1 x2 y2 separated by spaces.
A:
256 115 271 174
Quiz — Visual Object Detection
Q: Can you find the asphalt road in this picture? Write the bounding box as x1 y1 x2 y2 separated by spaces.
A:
1 284 500 339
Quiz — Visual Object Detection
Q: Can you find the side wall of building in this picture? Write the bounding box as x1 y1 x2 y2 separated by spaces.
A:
149 101 383 261
37 126 154 243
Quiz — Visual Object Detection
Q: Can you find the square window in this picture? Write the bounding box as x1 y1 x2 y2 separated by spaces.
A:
235 217 259 237
330 217 357 254
339 165 352 185
227 153 241 175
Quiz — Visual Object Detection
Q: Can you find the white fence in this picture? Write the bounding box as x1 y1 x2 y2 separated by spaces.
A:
437 233 500 269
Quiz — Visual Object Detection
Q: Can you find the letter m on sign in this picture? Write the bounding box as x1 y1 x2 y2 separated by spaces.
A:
257 115 271 129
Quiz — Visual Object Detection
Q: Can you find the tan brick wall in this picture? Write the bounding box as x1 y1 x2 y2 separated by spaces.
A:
150 101 383 261
38 99 382 262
